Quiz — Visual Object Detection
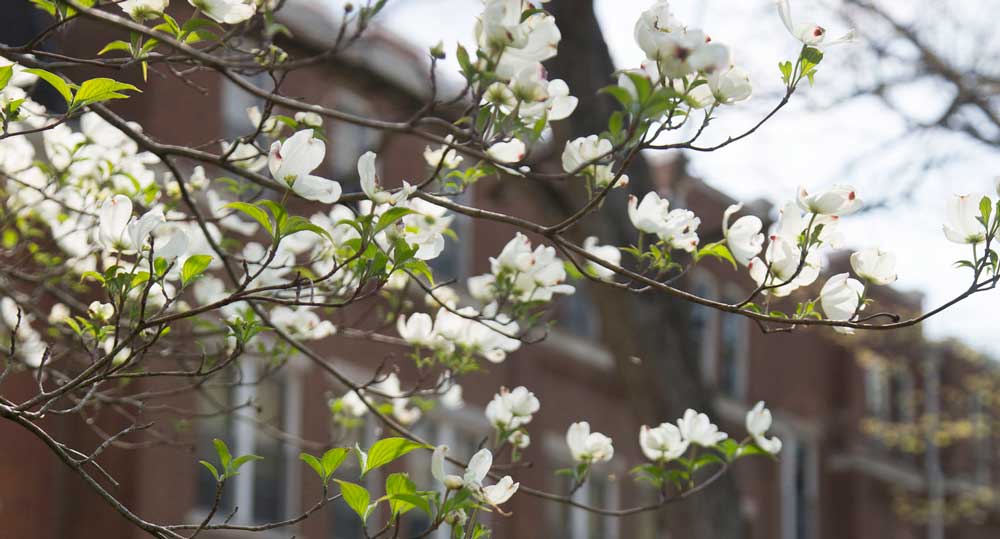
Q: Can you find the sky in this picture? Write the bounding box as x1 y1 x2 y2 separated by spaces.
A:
359 0 1000 354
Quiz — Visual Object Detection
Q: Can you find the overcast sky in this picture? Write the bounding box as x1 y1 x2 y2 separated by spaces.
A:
363 0 1000 355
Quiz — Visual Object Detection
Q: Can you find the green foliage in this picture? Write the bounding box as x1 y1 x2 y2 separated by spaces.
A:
300 447 350 486
200 438 262 482
362 437 428 476
694 241 737 270
384 472 420 516
335 480 375 523
72 78 141 109
180 255 213 286
23 68 73 105
0 65 13 94
226 201 272 235
20 68 140 111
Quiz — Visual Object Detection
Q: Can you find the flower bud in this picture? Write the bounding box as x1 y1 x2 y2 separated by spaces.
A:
444 509 468 526
88 301 114 322
430 41 446 60
443 475 464 490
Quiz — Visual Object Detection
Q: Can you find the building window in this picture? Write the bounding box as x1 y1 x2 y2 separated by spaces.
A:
221 75 272 139
888 369 914 423
403 414 488 538
971 393 993 485
718 286 748 400
688 271 718 385
560 283 601 340
863 365 887 418
327 90 383 182
330 421 374 539
195 361 300 525
546 461 619 538
428 187 473 283
781 437 816 539
581 474 619 539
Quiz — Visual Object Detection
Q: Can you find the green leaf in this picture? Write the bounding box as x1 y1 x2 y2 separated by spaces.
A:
623 71 652 103
71 78 141 109
281 215 332 242
199 460 221 481
389 493 432 516
385 473 418 516
779 61 792 84
336 480 372 523
690 451 725 472
718 439 741 461
300 453 325 482
321 447 350 478
23 68 73 105
374 207 416 234
230 454 263 475
213 438 232 470
802 46 824 66
80 270 106 284
979 196 992 227
30 0 57 16
362 437 427 476
455 45 472 76
97 40 132 56
694 241 737 270
225 202 272 235
737 442 772 459
0 65 13 93
607 110 625 139
403 260 434 286
600 84 633 109
180 254 213 286
258 199 287 233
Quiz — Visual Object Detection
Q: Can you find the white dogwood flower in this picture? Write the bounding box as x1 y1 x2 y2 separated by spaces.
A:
566 421 614 463
487 138 526 164
819 273 864 334
190 0 256 25
119 0 169 20
850 247 897 285
628 192 671 235
424 135 464 169
723 204 764 266
562 135 612 174
640 422 689 462
796 185 861 216
359 151 412 205
677 408 727 447
96 194 133 252
582 236 621 280
943 194 987 245
775 0 855 46
396 312 437 348
269 130 341 203
708 66 753 104
455 448 520 506
485 386 540 430
745 401 783 454
431 445 465 490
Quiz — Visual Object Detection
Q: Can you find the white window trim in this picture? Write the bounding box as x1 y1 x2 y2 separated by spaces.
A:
541 432 622 539
188 358 303 534
780 435 818 539
719 283 750 401
689 270 720 386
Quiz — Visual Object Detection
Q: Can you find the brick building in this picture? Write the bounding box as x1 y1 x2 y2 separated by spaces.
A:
0 2 998 539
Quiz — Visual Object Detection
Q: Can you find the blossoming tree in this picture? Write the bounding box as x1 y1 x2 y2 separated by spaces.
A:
0 0 998 537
